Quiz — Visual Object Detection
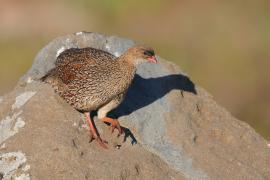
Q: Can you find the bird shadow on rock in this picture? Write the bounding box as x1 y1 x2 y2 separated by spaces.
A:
108 73 196 146
111 73 197 118
122 127 138 145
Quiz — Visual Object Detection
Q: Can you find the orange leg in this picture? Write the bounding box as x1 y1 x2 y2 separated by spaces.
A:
101 117 123 135
84 112 108 149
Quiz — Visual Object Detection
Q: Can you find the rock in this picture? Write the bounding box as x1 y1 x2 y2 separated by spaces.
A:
1 32 269 179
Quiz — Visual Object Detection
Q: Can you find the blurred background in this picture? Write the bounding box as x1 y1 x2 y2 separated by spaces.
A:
0 0 269 139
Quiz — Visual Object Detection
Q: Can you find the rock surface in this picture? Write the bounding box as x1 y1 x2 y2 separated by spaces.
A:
1 32 270 180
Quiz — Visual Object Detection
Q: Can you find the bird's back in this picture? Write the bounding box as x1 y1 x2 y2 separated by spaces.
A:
55 47 116 67
42 47 135 111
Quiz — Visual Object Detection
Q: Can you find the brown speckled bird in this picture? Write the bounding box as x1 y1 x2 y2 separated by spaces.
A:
42 45 157 148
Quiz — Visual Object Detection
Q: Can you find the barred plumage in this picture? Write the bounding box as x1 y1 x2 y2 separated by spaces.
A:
42 45 156 112
41 44 157 148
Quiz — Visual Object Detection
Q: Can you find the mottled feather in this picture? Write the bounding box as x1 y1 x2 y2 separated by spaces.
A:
42 47 136 111
42 45 155 114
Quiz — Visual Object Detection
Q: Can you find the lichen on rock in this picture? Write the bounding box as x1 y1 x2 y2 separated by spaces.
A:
0 111 23 145
12 91 36 110
0 151 30 180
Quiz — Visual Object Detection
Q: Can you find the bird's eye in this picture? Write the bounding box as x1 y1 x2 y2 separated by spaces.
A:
143 50 155 57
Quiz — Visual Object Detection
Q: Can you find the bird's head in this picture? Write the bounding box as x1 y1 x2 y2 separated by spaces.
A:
121 45 157 66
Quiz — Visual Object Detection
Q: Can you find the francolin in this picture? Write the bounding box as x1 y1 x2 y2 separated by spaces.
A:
42 45 157 148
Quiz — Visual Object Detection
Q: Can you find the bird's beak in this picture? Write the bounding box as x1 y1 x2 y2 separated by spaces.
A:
147 56 157 63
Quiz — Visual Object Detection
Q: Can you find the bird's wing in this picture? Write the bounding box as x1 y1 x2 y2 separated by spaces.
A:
56 47 115 67
52 47 115 85
56 60 86 84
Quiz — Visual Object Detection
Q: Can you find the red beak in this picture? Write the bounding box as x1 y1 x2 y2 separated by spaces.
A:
147 56 157 63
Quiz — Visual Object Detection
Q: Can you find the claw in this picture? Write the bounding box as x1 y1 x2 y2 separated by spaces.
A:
89 133 108 149
102 117 123 136
89 133 95 143
111 120 123 136
96 136 108 149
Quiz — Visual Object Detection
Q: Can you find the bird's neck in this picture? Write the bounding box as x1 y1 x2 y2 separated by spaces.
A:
117 52 144 67
117 55 136 81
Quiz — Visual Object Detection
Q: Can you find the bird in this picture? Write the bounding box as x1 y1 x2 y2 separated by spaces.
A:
41 45 157 149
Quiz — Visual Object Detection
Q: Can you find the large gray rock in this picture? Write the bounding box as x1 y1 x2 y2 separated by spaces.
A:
1 32 269 180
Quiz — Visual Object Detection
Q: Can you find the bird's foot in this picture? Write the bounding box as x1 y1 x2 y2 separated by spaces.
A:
89 133 108 149
111 120 123 135
96 137 108 149
84 112 108 149
102 117 123 136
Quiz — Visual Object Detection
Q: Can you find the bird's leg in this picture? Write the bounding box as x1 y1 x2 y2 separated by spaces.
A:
97 100 123 136
84 112 108 149
101 117 123 135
